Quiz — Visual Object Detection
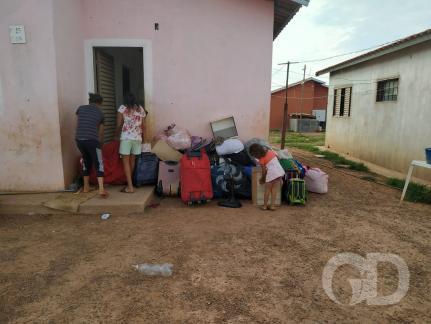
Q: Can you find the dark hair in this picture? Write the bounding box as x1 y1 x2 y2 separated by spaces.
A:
124 93 138 110
249 143 267 159
89 93 103 104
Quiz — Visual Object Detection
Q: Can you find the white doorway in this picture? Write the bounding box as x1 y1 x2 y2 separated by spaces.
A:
84 39 153 141
93 47 144 142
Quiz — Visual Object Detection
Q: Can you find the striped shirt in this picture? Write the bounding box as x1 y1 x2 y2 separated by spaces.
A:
75 104 104 141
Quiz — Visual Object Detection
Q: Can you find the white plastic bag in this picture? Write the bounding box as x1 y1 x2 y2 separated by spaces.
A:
304 168 328 194
277 148 293 160
216 138 244 155
164 124 191 150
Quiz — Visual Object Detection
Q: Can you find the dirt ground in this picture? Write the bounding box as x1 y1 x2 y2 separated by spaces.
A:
1 150 430 323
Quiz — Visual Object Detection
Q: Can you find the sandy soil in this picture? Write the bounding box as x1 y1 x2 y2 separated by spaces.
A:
1 151 430 323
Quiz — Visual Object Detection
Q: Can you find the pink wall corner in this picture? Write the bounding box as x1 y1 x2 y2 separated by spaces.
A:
53 0 86 187
0 0 64 191
81 0 274 141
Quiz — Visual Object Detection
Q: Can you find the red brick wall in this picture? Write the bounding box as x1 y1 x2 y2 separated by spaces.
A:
313 83 329 110
270 81 328 130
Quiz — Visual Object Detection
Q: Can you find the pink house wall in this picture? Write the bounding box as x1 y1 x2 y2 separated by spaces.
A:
0 0 275 190
52 0 86 187
0 0 65 191
81 0 274 140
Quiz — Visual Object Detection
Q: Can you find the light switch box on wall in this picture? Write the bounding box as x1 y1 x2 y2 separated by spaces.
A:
9 25 26 44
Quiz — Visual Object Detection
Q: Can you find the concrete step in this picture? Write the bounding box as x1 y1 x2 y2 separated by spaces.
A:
79 186 155 215
0 193 69 215
0 186 155 215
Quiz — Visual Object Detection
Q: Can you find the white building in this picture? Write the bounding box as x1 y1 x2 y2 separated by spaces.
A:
316 29 431 182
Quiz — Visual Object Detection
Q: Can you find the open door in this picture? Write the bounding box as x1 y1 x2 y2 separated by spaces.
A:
94 49 117 142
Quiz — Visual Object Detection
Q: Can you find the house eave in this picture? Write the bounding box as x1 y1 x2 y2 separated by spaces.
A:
316 31 431 76
273 0 309 40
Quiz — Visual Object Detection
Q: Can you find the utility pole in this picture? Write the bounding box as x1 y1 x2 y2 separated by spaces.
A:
299 64 306 125
278 61 299 149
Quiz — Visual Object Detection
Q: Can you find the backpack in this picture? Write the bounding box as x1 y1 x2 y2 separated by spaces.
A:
286 178 306 205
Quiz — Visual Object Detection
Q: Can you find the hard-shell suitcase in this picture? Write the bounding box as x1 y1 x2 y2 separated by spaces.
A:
180 149 213 204
133 153 159 186
286 178 306 205
156 161 180 197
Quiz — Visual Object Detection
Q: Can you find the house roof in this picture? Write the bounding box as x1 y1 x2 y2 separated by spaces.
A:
316 28 431 76
273 0 310 39
271 77 327 94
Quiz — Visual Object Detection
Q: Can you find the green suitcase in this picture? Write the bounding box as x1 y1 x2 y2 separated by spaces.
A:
287 178 306 205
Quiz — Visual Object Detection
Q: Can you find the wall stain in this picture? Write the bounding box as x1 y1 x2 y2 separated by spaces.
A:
5 112 46 156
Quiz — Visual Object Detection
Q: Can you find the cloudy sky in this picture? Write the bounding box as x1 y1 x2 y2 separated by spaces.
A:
272 0 431 90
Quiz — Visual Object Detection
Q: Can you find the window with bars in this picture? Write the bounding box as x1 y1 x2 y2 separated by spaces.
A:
376 78 398 102
332 87 352 117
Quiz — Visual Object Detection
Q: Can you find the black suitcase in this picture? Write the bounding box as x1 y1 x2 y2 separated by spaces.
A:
133 153 159 186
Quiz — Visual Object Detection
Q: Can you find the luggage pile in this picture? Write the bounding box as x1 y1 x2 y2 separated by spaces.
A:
83 116 328 207
148 119 259 205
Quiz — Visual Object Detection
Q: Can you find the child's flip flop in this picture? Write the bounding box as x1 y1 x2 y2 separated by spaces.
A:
120 187 134 194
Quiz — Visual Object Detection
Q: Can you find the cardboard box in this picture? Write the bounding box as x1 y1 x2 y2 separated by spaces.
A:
152 140 183 162
252 166 281 206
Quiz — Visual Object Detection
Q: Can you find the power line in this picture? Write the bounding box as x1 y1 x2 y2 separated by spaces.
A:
279 39 397 64
271 66 285 77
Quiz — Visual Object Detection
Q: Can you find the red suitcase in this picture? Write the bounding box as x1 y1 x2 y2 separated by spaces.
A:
180 149 213 204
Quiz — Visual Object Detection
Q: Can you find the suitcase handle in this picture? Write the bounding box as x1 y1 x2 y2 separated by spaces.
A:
186 149 203 160
165 160 179 166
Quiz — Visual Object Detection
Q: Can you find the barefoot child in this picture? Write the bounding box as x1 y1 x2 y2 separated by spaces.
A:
75 93 108 198
249 144 285 211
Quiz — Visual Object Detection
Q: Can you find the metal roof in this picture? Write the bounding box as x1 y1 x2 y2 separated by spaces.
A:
316 28 431 76
273 0 310 40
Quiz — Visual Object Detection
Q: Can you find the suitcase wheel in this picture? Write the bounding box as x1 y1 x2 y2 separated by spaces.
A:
156 181 163 197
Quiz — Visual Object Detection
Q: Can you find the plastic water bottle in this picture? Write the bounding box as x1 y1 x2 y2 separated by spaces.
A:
133 263 173 277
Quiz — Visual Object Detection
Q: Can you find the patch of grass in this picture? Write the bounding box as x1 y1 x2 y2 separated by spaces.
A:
269 130 325 146
269 130 369 172
318 151 369 172
386 178 431 204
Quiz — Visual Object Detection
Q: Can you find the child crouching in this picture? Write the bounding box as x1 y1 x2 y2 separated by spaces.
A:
249 144 285 211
